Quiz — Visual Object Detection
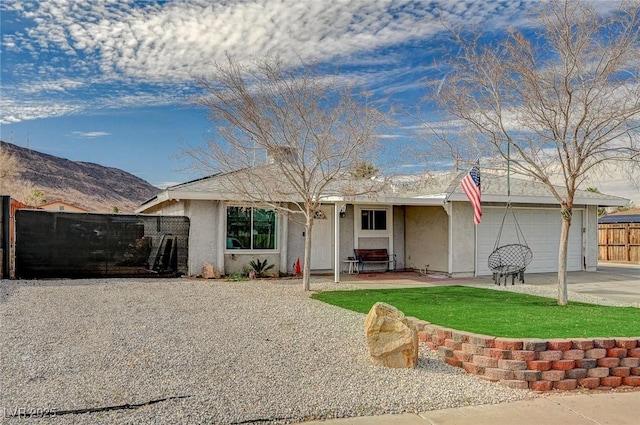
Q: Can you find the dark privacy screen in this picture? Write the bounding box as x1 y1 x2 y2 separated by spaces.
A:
15 210 189 279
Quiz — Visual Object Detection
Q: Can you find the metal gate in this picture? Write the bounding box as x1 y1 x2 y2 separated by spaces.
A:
15 210 190 279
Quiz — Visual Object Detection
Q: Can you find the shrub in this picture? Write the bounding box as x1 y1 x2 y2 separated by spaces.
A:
249 258 274 278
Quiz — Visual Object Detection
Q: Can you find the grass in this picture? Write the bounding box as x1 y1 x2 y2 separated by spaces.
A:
311 286 640 339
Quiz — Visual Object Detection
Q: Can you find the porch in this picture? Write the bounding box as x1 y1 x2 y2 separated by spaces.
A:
307 202 456 283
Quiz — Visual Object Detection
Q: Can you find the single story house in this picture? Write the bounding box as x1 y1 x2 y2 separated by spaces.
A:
136 168 628 280
40 200 89 213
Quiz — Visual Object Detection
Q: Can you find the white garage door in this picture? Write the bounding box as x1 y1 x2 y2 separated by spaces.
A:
477 208 583 275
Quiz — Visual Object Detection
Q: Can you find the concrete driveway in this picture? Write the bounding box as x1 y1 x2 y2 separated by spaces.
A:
337 263 640 307
521 263 640 306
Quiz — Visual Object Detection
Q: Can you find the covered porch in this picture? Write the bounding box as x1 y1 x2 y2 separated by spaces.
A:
308 199 457 283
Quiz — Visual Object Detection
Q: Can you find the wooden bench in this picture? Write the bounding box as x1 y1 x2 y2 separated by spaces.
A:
354 248 396 272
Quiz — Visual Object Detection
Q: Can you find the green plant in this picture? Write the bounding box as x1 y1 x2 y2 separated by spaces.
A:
312 286 640 338
249 258 274 278
352 161 378 179
226 271 247 281
25 188 46 206
226 265 252 281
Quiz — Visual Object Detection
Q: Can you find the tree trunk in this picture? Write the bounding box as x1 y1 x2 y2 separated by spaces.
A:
302 216 314 291
556 206 572 306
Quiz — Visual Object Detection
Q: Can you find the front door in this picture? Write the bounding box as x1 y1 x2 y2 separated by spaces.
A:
311 207 334 270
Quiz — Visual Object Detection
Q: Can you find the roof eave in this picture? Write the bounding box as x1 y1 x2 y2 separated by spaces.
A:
135 191 170 213
454 193 629 206
136 188 630 212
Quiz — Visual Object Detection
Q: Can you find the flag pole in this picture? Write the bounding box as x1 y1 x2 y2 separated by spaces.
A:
444 156 480 204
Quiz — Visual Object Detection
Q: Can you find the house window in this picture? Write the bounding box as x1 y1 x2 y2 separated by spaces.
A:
361 209 387 231
226 207 277 250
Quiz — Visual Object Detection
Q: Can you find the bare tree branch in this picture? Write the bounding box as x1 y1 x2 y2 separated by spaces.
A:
182 55 391 290
425 0 640 305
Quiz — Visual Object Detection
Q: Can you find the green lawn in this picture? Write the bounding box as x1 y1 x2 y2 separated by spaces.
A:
311 286 640 338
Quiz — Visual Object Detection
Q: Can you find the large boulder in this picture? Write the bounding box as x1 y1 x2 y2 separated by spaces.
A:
364 302 418 368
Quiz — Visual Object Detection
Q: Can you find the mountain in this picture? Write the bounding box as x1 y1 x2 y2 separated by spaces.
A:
0 141 159 212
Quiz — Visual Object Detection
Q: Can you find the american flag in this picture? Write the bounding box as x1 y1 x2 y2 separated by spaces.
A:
460 166 482 225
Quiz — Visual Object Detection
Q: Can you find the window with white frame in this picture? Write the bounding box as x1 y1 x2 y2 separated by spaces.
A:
360 209 387 231
226 207 277 250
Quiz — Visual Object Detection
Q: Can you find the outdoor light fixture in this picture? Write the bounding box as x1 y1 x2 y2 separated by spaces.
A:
339 205 346 218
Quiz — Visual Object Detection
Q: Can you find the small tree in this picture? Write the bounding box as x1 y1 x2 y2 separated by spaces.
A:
352 161 379 179
186 56 389 290
24 189 46 207
426 0 640 305
0 143 20 194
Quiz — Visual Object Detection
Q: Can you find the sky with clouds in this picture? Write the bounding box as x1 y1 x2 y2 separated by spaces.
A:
0 0 637 204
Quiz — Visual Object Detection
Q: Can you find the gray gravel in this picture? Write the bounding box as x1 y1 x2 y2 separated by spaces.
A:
0 277 534 424
475 282 636 307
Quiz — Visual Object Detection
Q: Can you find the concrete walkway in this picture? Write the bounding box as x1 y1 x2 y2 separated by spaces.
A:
303 391 640 425
335 263 640 306
307 264 640 424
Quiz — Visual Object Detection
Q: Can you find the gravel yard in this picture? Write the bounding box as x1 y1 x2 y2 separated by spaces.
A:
0 278 533 424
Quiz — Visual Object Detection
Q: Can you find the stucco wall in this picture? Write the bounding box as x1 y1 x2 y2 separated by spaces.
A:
405 206 448 272
224 253 280 275
184 200 218 276
357 237 389 250
183 200 284 276
339 205 355 262
450 202 476 276
144 200 185 216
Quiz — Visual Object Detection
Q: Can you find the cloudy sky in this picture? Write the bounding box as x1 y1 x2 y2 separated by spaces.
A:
1 0 637 204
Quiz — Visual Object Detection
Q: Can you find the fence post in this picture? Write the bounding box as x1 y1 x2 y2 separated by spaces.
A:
626 224 631 262
1 196 10 279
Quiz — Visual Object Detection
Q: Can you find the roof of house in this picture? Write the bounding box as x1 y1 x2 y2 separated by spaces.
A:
598 211 640 224
40 200 89 211
403 171 629 204
137 167 630 212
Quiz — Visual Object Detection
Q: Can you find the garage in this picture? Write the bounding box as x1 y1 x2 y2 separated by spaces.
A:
476 207 583 275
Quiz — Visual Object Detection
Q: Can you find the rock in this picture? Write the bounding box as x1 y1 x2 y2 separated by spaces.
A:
364 302 418 368
201 263 222 279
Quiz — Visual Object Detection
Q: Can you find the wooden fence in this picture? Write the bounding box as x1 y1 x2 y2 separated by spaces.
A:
598 223 640 263
1 197 31 278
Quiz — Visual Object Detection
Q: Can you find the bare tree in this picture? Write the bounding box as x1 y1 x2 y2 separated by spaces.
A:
185 56 390 290
426 0 640 305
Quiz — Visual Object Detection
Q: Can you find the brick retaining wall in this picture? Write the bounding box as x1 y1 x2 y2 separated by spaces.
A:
406 317 640 391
